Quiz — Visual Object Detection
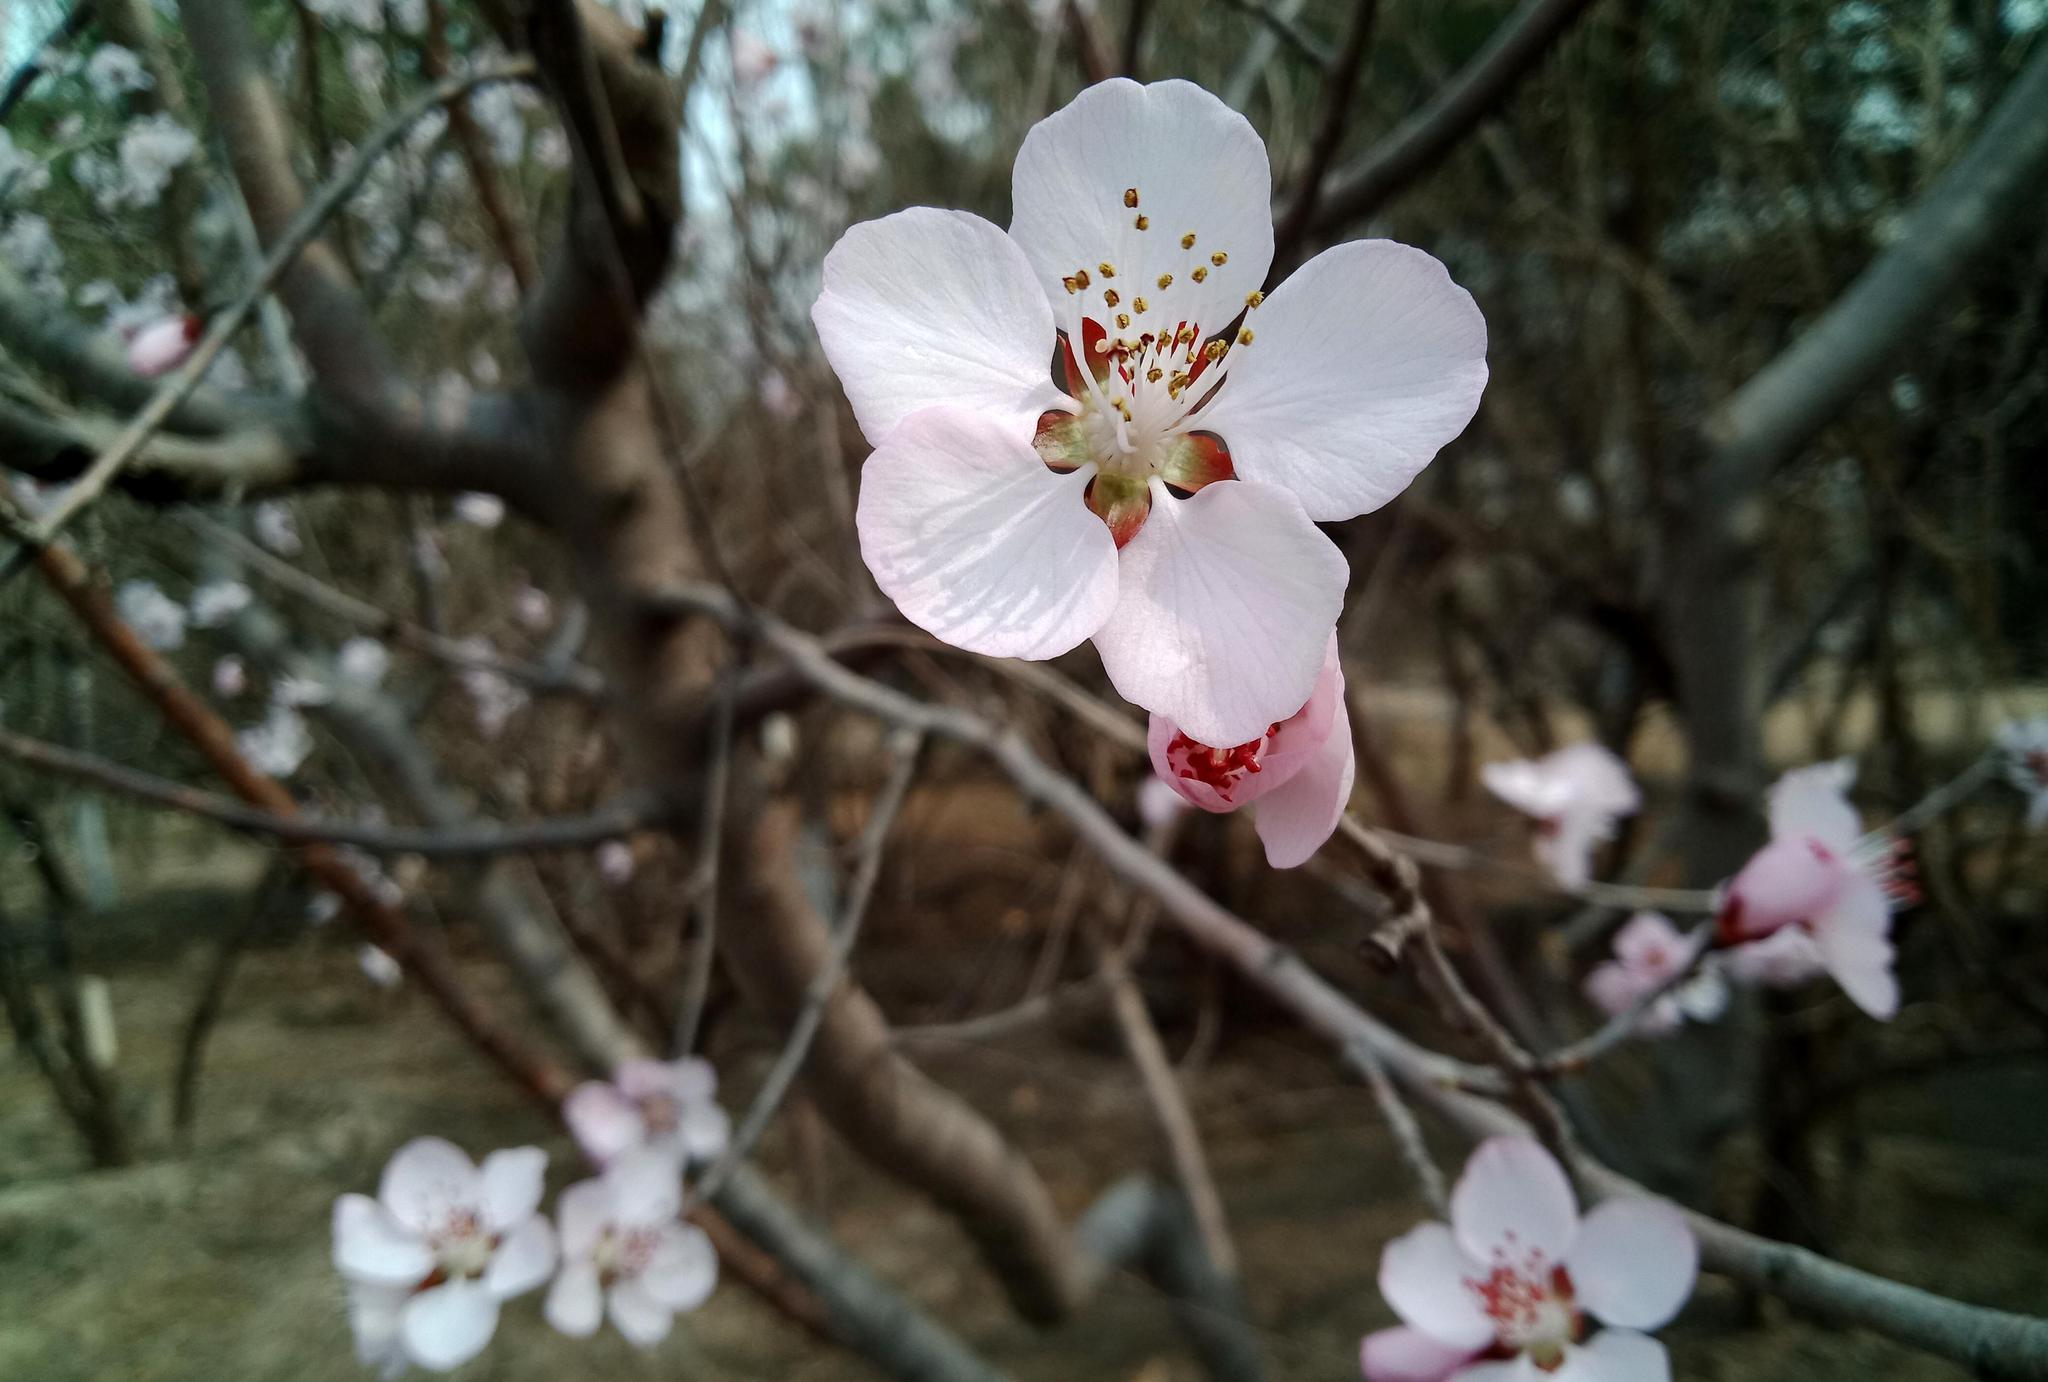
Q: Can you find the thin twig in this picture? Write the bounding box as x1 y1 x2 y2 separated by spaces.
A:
672 659 739 1057
1349 1037 1448 1216
1272 0 1379 266
689 730 925 1206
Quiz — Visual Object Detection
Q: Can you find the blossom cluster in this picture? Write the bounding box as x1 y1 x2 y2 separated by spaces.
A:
332 1059 728 1373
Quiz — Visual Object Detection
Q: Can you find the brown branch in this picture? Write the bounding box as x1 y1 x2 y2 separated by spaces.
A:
422 0 540 290
1271 0 1379 268
1309 0 1601 231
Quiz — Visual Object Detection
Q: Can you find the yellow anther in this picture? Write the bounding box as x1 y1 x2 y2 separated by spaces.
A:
1147 366 1164 383
1157 273 1173 290
1192 266 1208 283
1210 251 1229 266
1116 312 1131 329
1237 328 1254 345
1098 262 1116 278
1245 290 1264 308
1180 233 1196 250
1103 288 1121 307
1134 214 1150 230
1133 297 1148 314
1075 268 1091 288
1123 187 1139 208
1204 339 1226 360
1092 337 1112 354
1062 276 1078 295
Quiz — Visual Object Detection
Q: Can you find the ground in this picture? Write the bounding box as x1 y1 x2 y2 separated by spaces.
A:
4 852 2043 1381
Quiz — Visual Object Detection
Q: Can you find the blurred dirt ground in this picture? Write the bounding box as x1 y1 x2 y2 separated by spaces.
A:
4 855 2045 1381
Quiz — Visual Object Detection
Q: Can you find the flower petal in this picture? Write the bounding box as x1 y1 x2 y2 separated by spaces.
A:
346 1282 411 1378
677 1100 732 1163
665 1056 718 1103
379 1136 480 1235
1198 239 1487 521
1450 1137 1578 1268
1254 680 1354 868
400 1280 501 1371
1812 871 1899 1019
813 207 1063 446
484 1215 557 1299
608 1277 675 1348
1360 1326 1481 1382
1010 78 1272 334
1094 478 1345 747
333 1193 433 1286
1378 1222 1495 1351
614 1059 675 1100
544 1260 604 1338
1568 1199 1697 1330
1767 761 1862 852
554 1178 612 1260
477 1146 547 1233
609 1146 685 1227
857 407 1120 661
1569 1329 1671 1382
1610 913 1687 979
1720 838 1846 941
642 1223 720 1311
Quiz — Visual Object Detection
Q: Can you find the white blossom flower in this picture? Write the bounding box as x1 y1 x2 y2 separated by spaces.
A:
453 492 505 528
0 130 52 196
1482 743 1641 888
358 944 404 990
237 704 315 778
332 1138 556 1374
1582 912 1728 1037
110 114 197 209
338 636 393 687
596 840 636 885
1996 718 2048 829
273 674 333 708
460 664 528 739
511 583 552 630
188 579 252 628
116 580 187 651
212 655 249 699
125 314 199 376
812 79 1486 746
253 500 303 555
346 39 388 91
545 1149 717 1345
390 0 428 34
305 0 385 29
1 215 63 289
86 45 153 101
564 1057 731 1168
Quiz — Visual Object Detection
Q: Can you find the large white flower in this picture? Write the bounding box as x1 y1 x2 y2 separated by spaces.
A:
813 78 1487 746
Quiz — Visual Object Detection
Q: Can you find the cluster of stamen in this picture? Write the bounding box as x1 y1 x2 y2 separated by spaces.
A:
1464 1240 1580 1368
1168 723 1281 793
1858 834 1921 908
593 1223 661 1288
426 1207 497 1287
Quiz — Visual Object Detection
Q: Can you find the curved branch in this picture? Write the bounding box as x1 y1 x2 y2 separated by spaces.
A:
1309 0 1601 231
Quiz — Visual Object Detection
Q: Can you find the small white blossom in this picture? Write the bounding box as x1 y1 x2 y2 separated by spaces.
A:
110 115 198 210
86 45 154 101
237 704 315 778
116 580 188 651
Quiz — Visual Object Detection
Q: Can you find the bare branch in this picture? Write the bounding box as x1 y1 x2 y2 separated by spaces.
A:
1271 0 1379 267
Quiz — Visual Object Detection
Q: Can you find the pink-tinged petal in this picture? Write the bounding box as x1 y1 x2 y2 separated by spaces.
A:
1148 715 1235 814
1568 1199 1697 1330
1255 687 1354 868
1811 871 1899 1019
333 1193 433 1286
1481 759 1573 820
1451 1137 1578 1268
1582 962 1656 1022
665 1056 718 1103
1568 1329 1671 1382
1010 79 1272 331
1253 633 1344 782
1547 744 1640 819
1198 240 1486 522
1610 913 1687 979
1719 838 1846 941
544 1260 604 1338
642 1223 720 1311
379 1136 480 1235
1361 1326 1479 1382
1094 477 1345 747
676 1100 732 1162
484 1215 556 1299
1536 808 1608 890
1378 1222 1495 1351
614 1058 675 1100
1449 1363 1533 1382
400 1280 501 1371
477 1146 547 1233
564 1081 643 1164
812 208 1062 445
127 315 198 377
554 1178 612 1260
1720 928 1828 988
607 1277 675 1347
1767 761 1862 853
857 407 1120 661
608 1147 685 1228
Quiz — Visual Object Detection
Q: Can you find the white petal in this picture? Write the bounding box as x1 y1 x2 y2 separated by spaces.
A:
1568 1199 1697 1330
476 1146 547 1233
1569 1330 1672 1382
1093 478 1346 747
400 1281 500 1371
1254 678 1354 868
554 1178 612 1260
857 406 1120 660
608 1278 675 1347
1451 1137 1578 1268
641 1223 720 1311
1767 760 1862 852
677 1100 731 1163
1610 912 1687 979
1010 79 1272 332
333 1194 433 1286
1378 1222 1495 1351
484 1215 556 1299
1448 1365 1529 1382
1360 1326 1481 1382
544 1260 604 1338
1812 871 1899 1019
608 1146 685 1227
614 1058 675 1100
813 207 1063 445
564 1081 645 1165
347 1282 412 1378
665 1056 718 1103
379 1137 480 1235
1199 240 1486 521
